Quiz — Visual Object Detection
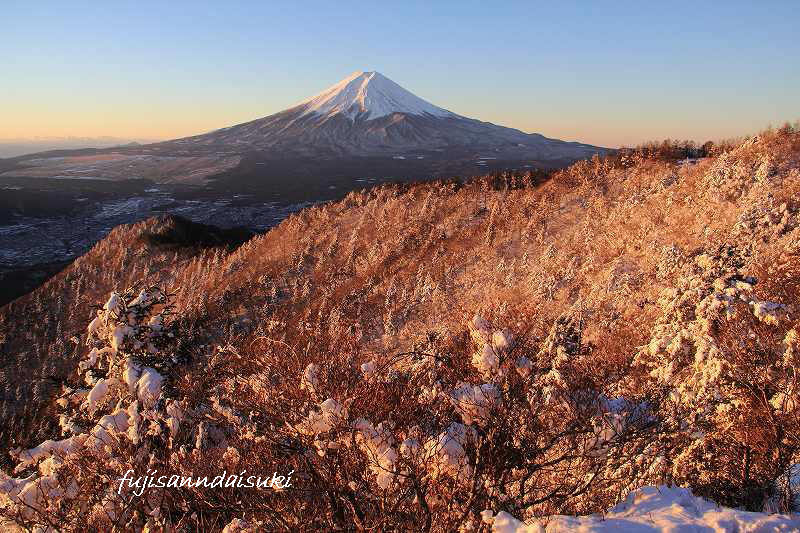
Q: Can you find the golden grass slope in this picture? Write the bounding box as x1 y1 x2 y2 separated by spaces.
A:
0 126 798 530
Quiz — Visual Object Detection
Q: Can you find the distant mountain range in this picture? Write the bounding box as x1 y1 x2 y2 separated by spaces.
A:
0 137 151 158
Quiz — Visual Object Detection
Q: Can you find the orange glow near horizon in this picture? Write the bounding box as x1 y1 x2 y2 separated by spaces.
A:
3 95 792 150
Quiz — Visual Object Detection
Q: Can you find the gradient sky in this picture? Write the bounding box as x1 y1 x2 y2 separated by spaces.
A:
3 0 798 147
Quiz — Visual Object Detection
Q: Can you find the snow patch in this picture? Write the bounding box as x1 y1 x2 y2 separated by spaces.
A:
483 485 800 532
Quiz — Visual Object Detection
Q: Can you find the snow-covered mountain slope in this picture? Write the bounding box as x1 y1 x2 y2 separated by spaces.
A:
165 71 604 160
3 71 604 185
295 70 454 121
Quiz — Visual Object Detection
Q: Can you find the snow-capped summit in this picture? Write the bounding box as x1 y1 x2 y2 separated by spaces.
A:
295 71 455 121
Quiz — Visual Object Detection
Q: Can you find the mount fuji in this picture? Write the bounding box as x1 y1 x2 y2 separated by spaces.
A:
2 71 606 197
166 70 603 161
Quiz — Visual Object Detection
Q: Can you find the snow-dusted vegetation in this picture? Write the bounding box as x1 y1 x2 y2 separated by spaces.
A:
1 125 799 530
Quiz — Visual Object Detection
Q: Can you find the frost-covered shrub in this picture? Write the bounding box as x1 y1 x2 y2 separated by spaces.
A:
273 312 657 529
0 286 205 529
632 260 800 511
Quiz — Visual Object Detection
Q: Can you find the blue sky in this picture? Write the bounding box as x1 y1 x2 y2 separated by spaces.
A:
3 0 798 146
